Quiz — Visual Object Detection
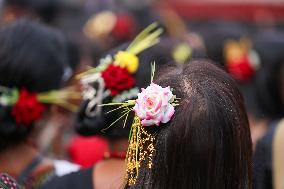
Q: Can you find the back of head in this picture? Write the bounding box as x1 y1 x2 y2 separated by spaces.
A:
252 31 284 119
203 22 247 66
130 60 252 189
4 0 61 24
0 19 67 151
0 19 66 91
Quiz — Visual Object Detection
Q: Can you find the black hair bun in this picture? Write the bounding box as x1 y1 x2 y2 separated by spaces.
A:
75 99 106 136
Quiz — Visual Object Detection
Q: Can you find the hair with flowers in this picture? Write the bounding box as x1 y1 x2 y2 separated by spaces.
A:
98 63 179 185
83 11 136 42
224 37 261 82
77 23 163 120
0 86 81 127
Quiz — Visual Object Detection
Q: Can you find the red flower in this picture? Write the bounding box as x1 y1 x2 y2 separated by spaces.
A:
101 64 135 96
226 56 254 82
12 89 45 127
112 14 135 41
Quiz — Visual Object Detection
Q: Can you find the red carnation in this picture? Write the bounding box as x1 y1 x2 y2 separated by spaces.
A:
226 56 254 82
101 64 135 96
12 89 45 127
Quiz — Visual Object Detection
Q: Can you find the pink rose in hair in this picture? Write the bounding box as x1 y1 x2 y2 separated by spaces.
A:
133 83 175 126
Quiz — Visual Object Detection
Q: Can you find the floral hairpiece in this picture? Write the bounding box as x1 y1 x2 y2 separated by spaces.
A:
77 23 163 117
224 37 260 82
172 42 192 64
0 86 81 126
100 63 179 185
83 11 136 41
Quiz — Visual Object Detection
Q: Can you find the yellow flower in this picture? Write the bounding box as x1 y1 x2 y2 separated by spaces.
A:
172 43 192 64
114 51 139 73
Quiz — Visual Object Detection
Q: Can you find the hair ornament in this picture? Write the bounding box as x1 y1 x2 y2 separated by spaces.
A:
83 11 136 42
99 63 179 185
0 86 81 126
172 42 192 65
78 22 163 78
224 37 261 82
77 23 163 117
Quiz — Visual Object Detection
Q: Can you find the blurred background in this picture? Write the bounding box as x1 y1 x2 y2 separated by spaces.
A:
1 0 284 188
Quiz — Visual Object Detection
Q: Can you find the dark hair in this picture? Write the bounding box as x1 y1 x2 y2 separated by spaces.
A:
203 22 247 66
252 31 284 119
75 40 173 139
4 0 61 23
65 38 81 72
0 19 68 151
127 60 252 189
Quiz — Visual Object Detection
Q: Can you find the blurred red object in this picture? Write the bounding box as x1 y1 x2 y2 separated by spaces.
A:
68 135 108 168
112 14 136 41
158 0 284 22
226 56 254 82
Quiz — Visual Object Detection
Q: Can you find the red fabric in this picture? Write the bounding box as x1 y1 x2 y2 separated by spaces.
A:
101 64 135 96
12 89 45 126
68 135 108 168
158 1 284 22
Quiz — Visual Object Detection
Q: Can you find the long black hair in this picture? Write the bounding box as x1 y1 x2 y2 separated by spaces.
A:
127 60 252 189
0 19 68 151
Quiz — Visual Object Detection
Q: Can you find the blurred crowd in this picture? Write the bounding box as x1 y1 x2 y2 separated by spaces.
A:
0 0 284 189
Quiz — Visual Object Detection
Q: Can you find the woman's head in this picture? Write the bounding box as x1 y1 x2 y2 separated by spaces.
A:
0 19 68 151
252 31 284 119
0 19 67 91
203 22 247 67
129 60 252 189
3 0 61 24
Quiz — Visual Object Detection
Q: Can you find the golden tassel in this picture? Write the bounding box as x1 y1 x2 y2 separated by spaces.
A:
126 116 156 185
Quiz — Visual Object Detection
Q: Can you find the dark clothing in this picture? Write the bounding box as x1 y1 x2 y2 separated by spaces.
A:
40 168 93 189
253 122 278 189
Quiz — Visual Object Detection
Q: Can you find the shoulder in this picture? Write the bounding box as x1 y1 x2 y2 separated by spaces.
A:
93 160 125 189
40 167 93 189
